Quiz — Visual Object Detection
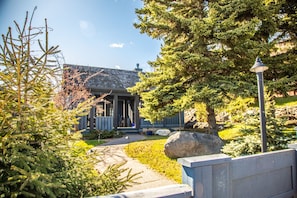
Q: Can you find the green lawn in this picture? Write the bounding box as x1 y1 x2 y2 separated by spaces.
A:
84 139 105 147
218 124 244 141
275 95 297 107
125 139 182 183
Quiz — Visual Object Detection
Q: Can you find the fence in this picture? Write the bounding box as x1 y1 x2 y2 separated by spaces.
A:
95 116 113 131
99 146 297 198
78 116 113 131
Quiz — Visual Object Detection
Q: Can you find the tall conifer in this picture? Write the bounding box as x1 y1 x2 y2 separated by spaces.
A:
129 0 295 135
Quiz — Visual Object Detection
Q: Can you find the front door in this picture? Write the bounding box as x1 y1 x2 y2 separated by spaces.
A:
118 97 134 127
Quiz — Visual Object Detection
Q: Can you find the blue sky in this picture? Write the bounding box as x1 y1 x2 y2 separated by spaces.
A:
0 0 161 71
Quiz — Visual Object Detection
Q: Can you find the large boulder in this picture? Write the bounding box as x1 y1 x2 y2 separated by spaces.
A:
164 131 224 159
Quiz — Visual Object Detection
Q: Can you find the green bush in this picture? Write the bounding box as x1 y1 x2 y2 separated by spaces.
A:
99 130 123 139
82 130 124 140
82 130 100 140
223 96 254 123
222 134 262 157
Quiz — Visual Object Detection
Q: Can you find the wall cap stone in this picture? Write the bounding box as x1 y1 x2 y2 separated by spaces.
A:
90 184 192 198
178 153 231 168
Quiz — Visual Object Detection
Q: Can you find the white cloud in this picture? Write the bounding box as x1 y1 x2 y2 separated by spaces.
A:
115 65 121 69
109 43 124 48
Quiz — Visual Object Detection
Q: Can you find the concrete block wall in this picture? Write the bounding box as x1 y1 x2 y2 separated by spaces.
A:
178 154 232 198
95 146 297 198
178 149 297 198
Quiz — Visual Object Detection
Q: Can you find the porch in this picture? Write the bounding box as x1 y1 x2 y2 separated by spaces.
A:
78 112 184 133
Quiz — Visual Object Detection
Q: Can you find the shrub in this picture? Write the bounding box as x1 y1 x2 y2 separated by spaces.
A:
82 130 124 140
99 130 123 139
82 130 100 140
222 134 262 157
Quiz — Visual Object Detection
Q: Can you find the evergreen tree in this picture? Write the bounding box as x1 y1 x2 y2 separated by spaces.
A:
129 0 281 135
0 10 137 197
0 9 68 197
222 91 289 157
265 0 297 96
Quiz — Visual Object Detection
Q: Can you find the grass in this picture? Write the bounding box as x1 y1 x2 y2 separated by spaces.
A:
142 134 168 140
218 125 244 141
83 139 105 147
275 95 297 107
124 139 182 183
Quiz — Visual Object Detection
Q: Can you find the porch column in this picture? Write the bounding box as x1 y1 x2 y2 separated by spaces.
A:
134 95 140 129
89 106 95 131
113 94 118 129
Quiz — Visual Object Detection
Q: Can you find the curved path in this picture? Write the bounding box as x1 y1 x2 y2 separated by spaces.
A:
93 134 177 192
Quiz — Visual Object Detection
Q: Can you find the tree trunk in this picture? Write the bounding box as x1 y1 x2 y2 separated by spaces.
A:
206 104 218 136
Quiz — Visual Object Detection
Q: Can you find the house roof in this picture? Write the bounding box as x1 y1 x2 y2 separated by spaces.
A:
64 64 140 93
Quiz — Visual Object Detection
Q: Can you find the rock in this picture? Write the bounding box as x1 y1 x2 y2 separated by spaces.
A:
164 131 224 159
155 129 171 136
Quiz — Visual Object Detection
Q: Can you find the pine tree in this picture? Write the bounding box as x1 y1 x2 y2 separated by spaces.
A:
129 0 282 135
0 9 138 197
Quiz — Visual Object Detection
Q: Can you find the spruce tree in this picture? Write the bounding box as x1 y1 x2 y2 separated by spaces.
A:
129 0 282 135
0 9 68 197
265 0 297 96
0 10 137 197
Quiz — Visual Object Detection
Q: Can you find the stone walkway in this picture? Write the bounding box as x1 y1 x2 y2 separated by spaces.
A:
93 134 177 192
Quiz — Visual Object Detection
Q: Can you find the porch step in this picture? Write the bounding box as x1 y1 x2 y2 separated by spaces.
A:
116 127 139 134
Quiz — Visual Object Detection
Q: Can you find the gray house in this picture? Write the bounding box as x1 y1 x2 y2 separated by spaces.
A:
64 64 184 132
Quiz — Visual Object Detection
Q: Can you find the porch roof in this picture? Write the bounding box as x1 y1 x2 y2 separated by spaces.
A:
64 64 140 92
